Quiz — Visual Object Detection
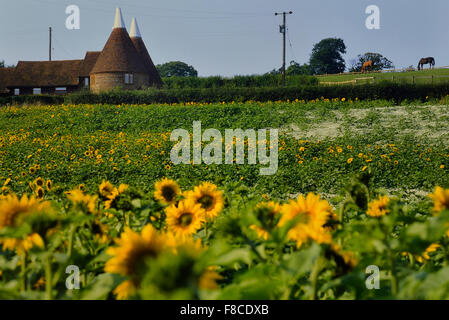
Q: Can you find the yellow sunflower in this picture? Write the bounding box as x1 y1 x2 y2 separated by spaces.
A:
278 193 334 248
34 177 45 188
46 180 53 191
104 184 128 210
154 178 181 205
99 180 115 198
250 201 282 240
35 186 45 200
184 182 224 220
66 189 98 214
198 266 222 290
105 224 167 299
92 220 110 244
166 199 205 239
366 195 390 217
0 194 49 254
429 186 449 213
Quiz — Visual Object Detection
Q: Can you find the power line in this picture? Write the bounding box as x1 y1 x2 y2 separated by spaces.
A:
286 27 298 63
30 0 273 20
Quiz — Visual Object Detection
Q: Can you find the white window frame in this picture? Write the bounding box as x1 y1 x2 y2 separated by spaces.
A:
84 77 89 87
14 89 20 95
33 88 41 95
55 87 67 93
124 73 134 84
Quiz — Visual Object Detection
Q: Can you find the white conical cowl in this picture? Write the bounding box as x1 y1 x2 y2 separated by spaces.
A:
129 18 142 38
113 7 126 29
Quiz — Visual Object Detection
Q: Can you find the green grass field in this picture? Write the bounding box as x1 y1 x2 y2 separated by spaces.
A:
318 67 449 85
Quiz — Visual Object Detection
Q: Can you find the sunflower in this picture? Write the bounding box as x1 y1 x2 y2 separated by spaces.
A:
34 177 45 188
113 280 137 300
99 180 115 198
166 199 205 239
429 186 449 213
78 184 86 192
29 167 36 174
328 243 358 271
35 187 45 199
0 194 49 254
421 243 440 261
184 182 224 220
410 243 442 264
250 201 281 240
366 195 390 217
154 178 181 205
46 180 53 191
104 184 128 210
92 220 110 244
104 188 119 210
198 266 222 290
105 225 167 299
66 189 98 214
278 193 334 248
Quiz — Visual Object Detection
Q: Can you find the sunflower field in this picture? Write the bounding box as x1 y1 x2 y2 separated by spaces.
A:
0 99 449 300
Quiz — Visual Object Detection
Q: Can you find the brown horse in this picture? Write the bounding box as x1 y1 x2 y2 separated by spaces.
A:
361 60 373 73
418 57 435 70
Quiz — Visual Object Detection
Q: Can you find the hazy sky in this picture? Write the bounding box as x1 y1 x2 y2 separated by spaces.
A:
1 0 448 76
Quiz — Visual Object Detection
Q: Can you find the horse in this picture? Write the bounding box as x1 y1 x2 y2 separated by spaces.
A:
418 57 435 70
361 60 373 73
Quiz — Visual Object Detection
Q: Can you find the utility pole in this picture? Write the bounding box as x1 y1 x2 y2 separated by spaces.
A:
49 27 52 61
275 11 292 86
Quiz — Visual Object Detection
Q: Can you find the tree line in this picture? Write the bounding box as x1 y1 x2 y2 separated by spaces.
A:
154 38 394 78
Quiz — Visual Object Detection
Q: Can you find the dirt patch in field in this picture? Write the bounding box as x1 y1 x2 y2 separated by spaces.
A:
284 105 449 141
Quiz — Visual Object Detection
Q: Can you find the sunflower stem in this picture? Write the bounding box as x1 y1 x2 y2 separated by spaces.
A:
20 252 27 292
310 254 324 300
67 225 76 258
45 254 53 300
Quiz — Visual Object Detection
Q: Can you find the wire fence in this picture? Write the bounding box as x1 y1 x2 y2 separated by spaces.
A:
319 69 449 86
317 65 449 78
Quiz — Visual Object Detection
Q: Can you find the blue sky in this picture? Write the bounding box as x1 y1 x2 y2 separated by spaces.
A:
1 0 448 76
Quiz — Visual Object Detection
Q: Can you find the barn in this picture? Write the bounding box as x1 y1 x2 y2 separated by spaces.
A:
0 8 162 95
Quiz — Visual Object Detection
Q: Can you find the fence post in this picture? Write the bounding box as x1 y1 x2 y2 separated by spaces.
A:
412 76 415 84
392 75 394 82
431 75 434 84
373 77 376 84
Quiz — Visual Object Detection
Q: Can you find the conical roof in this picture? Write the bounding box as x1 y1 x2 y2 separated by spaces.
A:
91 8 146 74
130 18 162 87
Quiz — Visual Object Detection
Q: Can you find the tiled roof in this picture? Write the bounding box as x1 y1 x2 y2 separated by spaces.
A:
131 37 162 87
7 60 83 87
91 28 146 74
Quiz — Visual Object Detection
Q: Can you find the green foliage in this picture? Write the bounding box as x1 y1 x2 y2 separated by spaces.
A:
349 53 395 72
156 61 198 78
3 81 449 106
161 73 318 89
309 38 347 75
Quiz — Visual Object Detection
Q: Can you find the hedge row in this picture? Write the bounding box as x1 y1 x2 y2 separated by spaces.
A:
161 74 319 89
1 81 449 106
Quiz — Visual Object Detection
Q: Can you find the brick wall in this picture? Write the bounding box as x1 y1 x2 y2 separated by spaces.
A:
90 72 149 93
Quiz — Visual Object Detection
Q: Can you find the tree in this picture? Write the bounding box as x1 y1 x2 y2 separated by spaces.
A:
309 38 346 75
348 52 394 72
0 60 4 68
286 61 312 75
156 61 198 77
267 61 311 76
